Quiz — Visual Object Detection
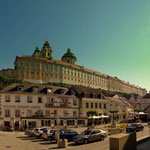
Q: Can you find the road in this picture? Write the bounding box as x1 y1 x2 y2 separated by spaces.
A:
0 126 150 150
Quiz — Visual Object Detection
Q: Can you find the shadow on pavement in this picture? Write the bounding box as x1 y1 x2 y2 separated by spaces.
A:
17 136 36 140
17 136 29 138
6 146 11 148
20 138 35 140
31 139 44 142
48 148 63 149
39 142 51 145
39 141 56 145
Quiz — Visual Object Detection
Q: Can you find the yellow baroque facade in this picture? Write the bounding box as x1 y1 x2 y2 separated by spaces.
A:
0 41 147 96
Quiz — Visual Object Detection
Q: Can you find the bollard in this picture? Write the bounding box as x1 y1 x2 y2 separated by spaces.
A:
58 139 68 148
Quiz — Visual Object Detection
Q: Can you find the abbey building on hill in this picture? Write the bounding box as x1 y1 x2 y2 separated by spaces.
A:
0 41 147 96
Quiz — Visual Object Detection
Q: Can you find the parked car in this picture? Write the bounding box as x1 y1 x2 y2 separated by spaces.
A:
105 119 135 128
126 123 144 132
25 128 36 137
42 129 56 141
117 119 135 128
34 127 48 138
59 129 78 142
73 129 106 144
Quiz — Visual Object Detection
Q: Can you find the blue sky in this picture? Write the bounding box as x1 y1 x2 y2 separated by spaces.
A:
0 0 150 91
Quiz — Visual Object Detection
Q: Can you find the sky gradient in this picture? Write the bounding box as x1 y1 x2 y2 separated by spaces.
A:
0 0 150 91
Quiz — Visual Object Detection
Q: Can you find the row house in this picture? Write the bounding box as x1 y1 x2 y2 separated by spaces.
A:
0 83 138 130
0 83 83 130
72 86 135 125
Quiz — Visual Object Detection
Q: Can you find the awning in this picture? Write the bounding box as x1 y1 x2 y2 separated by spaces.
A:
99 115 109 118
88 115 109 119
139 112 148 115
88 116 100 119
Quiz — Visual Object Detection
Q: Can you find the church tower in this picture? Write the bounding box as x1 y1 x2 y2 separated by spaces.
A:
40 40 53 60
32 46 41 57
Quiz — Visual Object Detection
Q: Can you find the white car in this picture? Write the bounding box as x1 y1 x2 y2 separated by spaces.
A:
99 129 107 137
34 127 48 138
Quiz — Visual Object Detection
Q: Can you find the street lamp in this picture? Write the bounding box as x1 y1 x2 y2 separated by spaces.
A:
50 111 60 142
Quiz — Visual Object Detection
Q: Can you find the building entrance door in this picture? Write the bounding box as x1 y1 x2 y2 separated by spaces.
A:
28 121 36 129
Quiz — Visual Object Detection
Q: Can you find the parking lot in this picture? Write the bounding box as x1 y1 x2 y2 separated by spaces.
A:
0 125 150 150
0 127 109 150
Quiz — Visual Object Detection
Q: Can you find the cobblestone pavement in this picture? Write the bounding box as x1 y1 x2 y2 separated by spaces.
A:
0 125 149 150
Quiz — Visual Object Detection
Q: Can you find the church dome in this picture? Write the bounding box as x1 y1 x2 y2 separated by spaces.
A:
61 48 77 64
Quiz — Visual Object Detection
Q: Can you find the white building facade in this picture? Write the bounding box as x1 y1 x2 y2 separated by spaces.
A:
0 83 85 130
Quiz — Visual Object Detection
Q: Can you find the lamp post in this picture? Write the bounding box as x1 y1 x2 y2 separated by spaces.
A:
51 111 60 142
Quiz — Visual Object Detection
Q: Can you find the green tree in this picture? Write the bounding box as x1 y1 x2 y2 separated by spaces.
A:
87 110 97 116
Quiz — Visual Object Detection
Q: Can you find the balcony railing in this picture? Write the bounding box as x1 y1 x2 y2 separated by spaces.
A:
45 103 54 107
45 103 71 108
60 103 68 107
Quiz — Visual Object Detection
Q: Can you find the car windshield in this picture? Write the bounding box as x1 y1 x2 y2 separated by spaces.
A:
131 123 137 127
50 130 55 134
82 130 91 135
40 128 47 131
35 129 39 131
43 130 48 133
59 130 65 134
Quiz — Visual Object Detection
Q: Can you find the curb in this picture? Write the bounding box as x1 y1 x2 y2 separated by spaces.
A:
137 136 150 145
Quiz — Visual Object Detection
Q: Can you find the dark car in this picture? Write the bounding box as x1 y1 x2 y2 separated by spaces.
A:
59 129 78 142
73 129 106 144
126 123 144 132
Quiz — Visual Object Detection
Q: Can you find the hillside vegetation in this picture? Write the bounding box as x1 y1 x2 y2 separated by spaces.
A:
0 75 129 97
0 75 26 90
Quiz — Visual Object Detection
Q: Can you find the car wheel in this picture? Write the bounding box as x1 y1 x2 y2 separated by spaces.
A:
37 135 40 139
48 136 53 142
100 136 105 141
84 139 88 144
39 134 42 139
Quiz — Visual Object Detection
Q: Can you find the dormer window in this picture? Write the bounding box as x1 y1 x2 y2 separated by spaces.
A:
17 85 24 91
18 87 22 91
61 89 65 94
32 86 38 92
47 88 52 93
71 90 75 96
